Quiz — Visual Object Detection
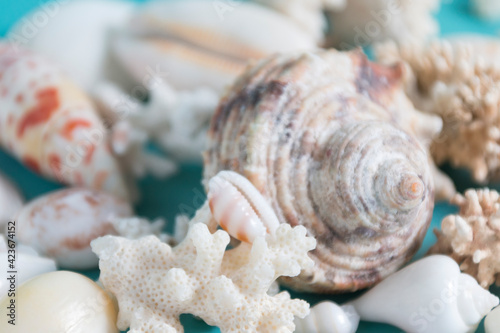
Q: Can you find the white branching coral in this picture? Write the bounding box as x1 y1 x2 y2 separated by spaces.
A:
91 222 316 332
428 188 500 288
94 81 219 165
376 38 500 183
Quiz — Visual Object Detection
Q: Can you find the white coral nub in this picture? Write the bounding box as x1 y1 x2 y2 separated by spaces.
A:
92 222 316 332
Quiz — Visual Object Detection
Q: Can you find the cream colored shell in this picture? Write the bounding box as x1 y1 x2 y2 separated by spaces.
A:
204 49 437 292
16 188 132 269
0 271 118 333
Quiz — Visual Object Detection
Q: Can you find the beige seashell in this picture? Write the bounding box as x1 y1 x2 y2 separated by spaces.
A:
0 271 118 333
15 188 132 269
112 0 316 94
204 49 436 293
376 37 500 184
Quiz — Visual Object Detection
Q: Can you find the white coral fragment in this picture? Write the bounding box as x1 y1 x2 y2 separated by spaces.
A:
92 222 316 332
428 188 500 288
94 81 219 163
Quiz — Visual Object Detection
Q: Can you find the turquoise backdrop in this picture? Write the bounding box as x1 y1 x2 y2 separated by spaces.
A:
1 0 500 332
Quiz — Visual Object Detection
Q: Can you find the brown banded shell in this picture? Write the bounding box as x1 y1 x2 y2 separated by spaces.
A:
203 49 435 293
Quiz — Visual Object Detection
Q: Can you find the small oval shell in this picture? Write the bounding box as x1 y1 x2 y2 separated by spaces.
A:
0 271 118 333
207 170 280 243
0 43 129 200
15 188 132 269
112 0 316 93
294 302 359 333
204 49 435 292
0 172 23 230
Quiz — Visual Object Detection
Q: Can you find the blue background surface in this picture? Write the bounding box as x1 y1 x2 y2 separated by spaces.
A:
1 0 500 332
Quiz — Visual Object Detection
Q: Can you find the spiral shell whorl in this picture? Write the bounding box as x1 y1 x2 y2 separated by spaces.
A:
312 120 428 235
204 50 434 292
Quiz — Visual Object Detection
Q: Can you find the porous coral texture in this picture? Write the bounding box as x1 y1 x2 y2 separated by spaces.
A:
376 39 500 183
92 222 316 332
428 188 500 288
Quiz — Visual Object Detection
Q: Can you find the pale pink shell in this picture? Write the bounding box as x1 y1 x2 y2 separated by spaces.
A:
15 188 132 269
208 171 279 243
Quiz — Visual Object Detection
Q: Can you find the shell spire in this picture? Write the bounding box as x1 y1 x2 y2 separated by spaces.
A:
204 49 435 292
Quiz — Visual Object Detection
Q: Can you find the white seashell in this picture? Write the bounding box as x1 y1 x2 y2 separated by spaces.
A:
0 172 23 230
294 301 360 333
15 188 132 269
485 305 500 333
0 236 56 296
348 255 499 333
472 0 500 20
112 0 316 94
8 0 136 91
0 271 118 333
208 171 280 243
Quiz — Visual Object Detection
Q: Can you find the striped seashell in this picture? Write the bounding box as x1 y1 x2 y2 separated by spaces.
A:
112 0 316 94
207 170 280 243
0 43 129 200
204 49 436 293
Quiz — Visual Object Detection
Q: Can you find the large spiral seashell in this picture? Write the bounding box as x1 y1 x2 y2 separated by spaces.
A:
204 49 435 293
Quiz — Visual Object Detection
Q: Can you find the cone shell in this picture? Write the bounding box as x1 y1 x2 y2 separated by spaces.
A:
0 43 128 200
204 49 435 293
